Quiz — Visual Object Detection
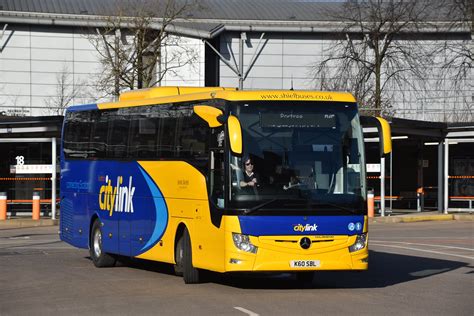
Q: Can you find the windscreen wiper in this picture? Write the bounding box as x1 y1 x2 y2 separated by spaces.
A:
243 198 309 214
308 202 359 214
244 199 279 215
243 199 359 215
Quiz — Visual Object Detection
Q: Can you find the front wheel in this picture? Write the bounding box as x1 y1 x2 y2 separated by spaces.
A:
182 228 201 284
174 235 184 276
90 219 116 268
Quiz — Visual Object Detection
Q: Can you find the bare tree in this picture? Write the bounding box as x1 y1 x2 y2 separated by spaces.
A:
44 65 83 116
312 0 441 117
433 0 472 122
87 0 199 98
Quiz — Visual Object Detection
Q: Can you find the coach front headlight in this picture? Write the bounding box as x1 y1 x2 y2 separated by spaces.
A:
349 233 367 252
232 233 258 254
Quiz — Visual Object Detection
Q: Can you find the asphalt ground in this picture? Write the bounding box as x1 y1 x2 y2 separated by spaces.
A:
0 219 472 315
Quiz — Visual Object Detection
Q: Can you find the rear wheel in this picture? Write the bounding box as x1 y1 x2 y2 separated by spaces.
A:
182 228 201 284
90 219 116 268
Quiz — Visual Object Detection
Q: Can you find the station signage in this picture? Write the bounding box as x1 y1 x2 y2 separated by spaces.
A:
10 155 57 174
11 164 55 174
366 164 381 173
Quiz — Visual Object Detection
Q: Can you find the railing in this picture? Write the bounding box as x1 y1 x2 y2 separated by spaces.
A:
449 196 474 212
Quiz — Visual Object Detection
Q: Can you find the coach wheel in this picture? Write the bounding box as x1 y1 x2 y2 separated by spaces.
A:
90 219 116 268
174 234 184 276
182 228 201 284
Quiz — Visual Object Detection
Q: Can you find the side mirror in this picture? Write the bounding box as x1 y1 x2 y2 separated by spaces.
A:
375 117 392 157
193 105 224 128
360 116 392 157
227 115 242 155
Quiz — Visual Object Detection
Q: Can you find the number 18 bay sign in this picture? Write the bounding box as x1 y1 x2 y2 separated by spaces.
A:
10 155 56 174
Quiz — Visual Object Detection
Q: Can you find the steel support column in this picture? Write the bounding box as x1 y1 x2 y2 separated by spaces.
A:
380 157 386 216
438 142 444 212
444 139 449 214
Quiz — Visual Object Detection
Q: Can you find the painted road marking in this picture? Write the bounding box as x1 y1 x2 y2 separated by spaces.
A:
371 240 474 251
234 307 259 316
370 243 474 260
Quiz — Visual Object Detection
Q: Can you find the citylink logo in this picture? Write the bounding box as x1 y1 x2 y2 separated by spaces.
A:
99 175 135 216
293 223 318 232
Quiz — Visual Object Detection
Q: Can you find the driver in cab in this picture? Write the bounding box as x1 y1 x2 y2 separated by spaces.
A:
240 157 259 189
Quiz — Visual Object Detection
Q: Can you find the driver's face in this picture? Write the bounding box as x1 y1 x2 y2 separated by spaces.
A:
245 160 253 171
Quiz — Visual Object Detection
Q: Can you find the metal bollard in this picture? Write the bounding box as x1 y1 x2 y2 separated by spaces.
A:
32 192 40 220
367 189 375 218
416 187 424 212
0 192 7 220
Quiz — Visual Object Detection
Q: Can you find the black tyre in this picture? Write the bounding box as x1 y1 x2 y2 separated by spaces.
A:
182 228 201 284
90 219 116 268
174 234 184 276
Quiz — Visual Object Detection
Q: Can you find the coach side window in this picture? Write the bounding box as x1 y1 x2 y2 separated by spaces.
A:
63 111 92 159
89 111 109 159
129 107 160 159
108 109 131 159
157 104 178 158
176 105 209 170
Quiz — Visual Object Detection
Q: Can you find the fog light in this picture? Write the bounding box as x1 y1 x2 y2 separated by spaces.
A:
349 233 367 253
229 258 242 264
232 233 258 254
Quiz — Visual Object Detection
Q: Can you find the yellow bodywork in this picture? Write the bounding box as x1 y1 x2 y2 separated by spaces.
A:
136 161 226 271
222 216 368 272
98 86 356 110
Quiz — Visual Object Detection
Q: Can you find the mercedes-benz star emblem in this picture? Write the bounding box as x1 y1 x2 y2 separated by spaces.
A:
300 237 311 249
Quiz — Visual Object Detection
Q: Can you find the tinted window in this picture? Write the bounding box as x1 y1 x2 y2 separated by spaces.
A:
63 103 211 165
108 109 131 159
89 111 109 159
129 106 160 159
157 104 178 158
63 111 92 158
176 107 209 160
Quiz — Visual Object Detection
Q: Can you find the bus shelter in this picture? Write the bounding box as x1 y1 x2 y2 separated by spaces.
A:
0 116 62 219
364 118 474 215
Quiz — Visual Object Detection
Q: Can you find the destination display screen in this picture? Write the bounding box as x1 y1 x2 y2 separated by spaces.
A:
260 112 336 128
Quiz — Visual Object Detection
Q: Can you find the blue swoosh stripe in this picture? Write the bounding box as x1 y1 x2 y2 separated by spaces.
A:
138 166 168 252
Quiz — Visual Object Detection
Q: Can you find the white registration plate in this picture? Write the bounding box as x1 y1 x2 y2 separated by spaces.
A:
290 260 320 268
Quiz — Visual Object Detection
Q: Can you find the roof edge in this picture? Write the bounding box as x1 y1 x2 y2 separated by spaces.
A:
0 11 470 39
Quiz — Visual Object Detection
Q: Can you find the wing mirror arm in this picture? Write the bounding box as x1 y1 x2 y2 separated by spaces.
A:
194 105 243 156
